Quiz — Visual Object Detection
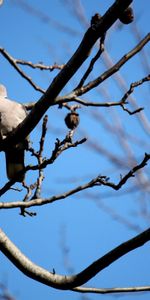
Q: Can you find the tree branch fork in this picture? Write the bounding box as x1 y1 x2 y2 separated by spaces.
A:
1 0 150 296
0 0 133 151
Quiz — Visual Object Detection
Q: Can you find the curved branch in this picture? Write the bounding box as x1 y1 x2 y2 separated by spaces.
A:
73 285 150 294
0 152 149 209
0 0 132 151
0 135 86 197
0 227 149 290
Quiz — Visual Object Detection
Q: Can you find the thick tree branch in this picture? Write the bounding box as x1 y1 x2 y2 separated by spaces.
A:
0 227 149 290
0 0 132 151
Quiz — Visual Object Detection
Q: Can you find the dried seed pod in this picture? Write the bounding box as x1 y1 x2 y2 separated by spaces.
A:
65 112 79 130
119 7 134 24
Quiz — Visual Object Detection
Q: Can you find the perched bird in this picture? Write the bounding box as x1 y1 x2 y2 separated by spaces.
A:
0 84 28 182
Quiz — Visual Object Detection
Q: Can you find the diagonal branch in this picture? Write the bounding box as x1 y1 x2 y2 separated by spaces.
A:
0 0 133 151
73 285 150 294
74 33 150 96
0 227 149 290
0 48 45 93
25 73 150 112
0 153 149 210
75 31 106 89
0 47 64 92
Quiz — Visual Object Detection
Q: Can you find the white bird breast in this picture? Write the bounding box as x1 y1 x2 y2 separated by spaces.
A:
0 97 27 136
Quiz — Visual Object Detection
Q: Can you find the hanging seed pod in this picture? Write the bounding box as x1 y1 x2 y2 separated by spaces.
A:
65 112 79 130
119 7 134 24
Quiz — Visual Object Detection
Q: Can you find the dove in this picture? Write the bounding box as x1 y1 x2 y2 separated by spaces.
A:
0 84 28 182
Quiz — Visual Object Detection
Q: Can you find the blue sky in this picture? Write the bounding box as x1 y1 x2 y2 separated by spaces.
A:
0 1 150 300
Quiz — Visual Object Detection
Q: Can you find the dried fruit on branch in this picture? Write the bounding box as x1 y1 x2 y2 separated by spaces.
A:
119 7 134 24
65 112 79 130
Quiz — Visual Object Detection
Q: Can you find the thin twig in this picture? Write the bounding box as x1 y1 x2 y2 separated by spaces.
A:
0 153 149 209
0 48 45 93
20 181 37 217
101 49 150 135
120 74 150 114
73 285 150 294
32 115 48 198
26 136 87 172
16 59 64 71
75 32 106 89
0 134 86 197
74 33 150 96
25 69 149 113
22 181 33 202
0 0 133 152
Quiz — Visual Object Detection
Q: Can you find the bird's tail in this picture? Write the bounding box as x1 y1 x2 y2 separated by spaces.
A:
5 142 27 182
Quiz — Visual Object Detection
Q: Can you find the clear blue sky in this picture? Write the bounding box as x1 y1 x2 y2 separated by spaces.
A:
0 1 150 300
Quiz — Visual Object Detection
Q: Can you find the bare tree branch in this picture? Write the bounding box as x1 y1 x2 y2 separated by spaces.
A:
0 0 133 151
0 227 150 290
74 33 150 96
0 153 149 210
24 73 149 114
16 59 64 71
101 48 150 135
0 133 86 197
0 0 150 296
120 74 150 103
73 285 150 294
32 115 48 198
0 48 45 93
76 29 106 89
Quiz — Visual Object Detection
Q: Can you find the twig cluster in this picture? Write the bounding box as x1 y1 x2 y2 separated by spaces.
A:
0 114 86 199
0 0 150 296
16 59 64 71
0 33 149 119
0 153 149 210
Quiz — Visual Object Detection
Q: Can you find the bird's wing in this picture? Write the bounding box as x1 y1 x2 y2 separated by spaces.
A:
0 85 27 136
